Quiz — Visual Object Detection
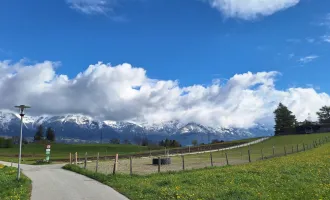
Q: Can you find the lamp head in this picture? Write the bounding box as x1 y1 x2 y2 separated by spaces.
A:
14 105 31 115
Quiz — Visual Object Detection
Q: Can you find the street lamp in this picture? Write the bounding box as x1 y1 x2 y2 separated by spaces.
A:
14 105 30 180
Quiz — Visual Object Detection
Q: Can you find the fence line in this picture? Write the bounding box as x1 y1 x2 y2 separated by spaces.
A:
75 135 329 176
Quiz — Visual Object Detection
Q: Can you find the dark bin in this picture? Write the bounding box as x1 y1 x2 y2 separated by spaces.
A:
152 157 171 165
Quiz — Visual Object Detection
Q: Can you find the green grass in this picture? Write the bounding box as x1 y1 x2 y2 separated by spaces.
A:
64 134 330 200
81 134 330 175
186 132 330 160
0 164 31 200
0 137 261 164
0 143 148 164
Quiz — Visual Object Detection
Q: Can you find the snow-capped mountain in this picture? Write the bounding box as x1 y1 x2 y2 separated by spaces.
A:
0 110 274 145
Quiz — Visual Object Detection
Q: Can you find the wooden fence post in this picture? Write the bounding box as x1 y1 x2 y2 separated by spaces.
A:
272 146 275 156
225 152 229 165
158 157 161 173
210 152 214 167
248 150 251 163
182 155 185 170
292 146 294 153
240 150 243 160
112 163 116 175
261 149 264 160
303 143 306 151
296 144 299 152
84 152 87 169
75 152 77 165
130 156 133 176
284 146 287 156
114 154 118 172
95 152 99 173
69 153 72 164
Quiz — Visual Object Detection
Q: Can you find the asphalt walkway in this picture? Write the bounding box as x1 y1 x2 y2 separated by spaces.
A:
0 161 129 200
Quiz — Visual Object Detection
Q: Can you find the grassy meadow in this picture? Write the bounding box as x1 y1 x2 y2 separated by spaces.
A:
0 143 148 164
83 133 330 175
0 164 31 200
64 133 330 200
0 137 261 164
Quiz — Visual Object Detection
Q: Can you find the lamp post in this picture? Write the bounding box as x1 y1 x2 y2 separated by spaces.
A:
14 105 30 180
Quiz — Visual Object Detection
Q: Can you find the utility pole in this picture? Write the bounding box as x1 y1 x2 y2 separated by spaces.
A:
14 105 30 181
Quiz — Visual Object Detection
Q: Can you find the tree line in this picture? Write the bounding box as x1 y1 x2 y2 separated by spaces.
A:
34 125 56 142
0 137 13 148
109 137 182 148
274 103 330 135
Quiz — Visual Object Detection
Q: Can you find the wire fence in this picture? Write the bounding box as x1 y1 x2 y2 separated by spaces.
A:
72 136 329 176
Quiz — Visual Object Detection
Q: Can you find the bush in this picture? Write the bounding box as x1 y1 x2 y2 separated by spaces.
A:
0 138 13 148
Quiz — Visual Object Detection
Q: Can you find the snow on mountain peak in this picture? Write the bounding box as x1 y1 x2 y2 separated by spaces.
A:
0 110 274 143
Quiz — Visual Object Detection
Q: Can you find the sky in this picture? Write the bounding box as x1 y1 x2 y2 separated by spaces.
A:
0 0 330 128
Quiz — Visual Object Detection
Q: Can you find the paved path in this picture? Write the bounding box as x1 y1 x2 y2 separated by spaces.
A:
0 161 129 200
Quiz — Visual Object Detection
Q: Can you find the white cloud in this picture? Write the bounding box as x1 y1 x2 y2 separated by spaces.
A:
318 13 330 28
288 53 295 59
306 38 315 43
322 35 330 43
298 55 319 64
306 84 320 91
1 60 330 129
206 0 300 20
66 0 116 15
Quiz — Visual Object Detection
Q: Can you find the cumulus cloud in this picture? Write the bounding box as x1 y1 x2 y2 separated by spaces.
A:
298 55 319 64
306 38 315 43
322 35 330 43
318 13 330 28
1 60 330 129
206 0 300 20
66 0 116 15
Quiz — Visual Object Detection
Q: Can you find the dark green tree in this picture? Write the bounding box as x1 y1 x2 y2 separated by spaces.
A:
141 138 149 146
159 139 181 148
316 106 330 124
0 138 13 148
110 138 120 144
46 127 56 142
274 103 297 135
5 138 13 148
34 125 44 141
192 140 198 146
123 139 131 145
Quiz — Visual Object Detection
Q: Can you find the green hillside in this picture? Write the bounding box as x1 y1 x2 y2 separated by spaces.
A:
64 133 330 200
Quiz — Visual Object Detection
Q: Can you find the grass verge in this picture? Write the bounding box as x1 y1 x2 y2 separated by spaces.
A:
63 141 330 200
0 164 31 200
0 143 148 164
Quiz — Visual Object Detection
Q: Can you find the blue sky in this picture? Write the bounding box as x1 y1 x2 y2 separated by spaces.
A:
1 0 329 90
1 0 330 127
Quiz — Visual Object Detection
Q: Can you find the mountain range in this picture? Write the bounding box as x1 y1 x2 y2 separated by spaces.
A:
0 110 274 145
